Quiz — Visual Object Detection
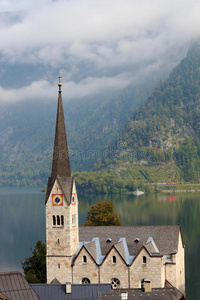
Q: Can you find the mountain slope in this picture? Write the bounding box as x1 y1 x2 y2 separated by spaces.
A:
96 43 200 183
0 77 156 186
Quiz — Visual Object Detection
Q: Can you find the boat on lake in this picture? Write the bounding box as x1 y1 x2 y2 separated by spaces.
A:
133 190 144 196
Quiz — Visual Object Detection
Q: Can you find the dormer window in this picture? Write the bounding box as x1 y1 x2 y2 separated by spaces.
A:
83 255 87 263
113 256 116 263
134 238 140 243
106 238 112 243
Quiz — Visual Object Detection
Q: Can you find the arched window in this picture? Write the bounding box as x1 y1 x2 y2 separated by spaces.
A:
61 215 64 226
143 256 147 264
111 278 120 289
113 256 116 263
83 255 87 263
82 278 90 284
53 215 56 226
57 215 60 226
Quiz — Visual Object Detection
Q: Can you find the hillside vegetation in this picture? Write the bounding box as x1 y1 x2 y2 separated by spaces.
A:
1 42 200 188
94 42 200 184
0 79 155 186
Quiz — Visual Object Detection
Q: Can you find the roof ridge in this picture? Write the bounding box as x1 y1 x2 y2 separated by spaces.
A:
0 271 22 275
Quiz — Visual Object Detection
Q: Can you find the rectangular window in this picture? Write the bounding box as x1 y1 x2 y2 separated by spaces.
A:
113 256 116 263
72 214 76 226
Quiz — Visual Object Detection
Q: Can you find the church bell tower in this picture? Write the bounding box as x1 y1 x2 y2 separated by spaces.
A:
45 76 79 284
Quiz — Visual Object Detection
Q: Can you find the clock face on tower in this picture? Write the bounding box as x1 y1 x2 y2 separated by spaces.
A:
71 193 76 205
52 194 63 206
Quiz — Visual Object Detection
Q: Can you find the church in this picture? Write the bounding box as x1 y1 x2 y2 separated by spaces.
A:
45 77 185 295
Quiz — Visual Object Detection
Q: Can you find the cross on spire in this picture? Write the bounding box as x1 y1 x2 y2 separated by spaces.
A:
58 74 62 93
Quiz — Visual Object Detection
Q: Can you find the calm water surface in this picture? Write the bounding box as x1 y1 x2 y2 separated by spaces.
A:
0 187 199 300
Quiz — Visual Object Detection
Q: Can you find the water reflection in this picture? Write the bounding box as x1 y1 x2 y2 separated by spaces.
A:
0 187 45 271
0 188 199 300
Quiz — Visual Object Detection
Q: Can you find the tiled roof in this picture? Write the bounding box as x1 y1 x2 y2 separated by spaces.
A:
0 272 40 300
84 241 97 262
31 283 111 300
79 225 180 258
144 237 160 256
101 288 185 300
115 241 126 261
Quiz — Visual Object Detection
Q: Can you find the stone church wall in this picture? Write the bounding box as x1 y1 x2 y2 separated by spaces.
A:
100 248 129 288
130 248 163 288
72 248 99 284
165 232 185 294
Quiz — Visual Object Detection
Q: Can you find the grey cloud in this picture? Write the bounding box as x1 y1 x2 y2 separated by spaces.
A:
0 0 200 102
0 73 132 103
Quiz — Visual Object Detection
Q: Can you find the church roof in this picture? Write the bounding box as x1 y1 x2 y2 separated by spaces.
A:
31 283 111 300
0 272 40 300
101 288 185 300
78 225 181 265
45 78 73 204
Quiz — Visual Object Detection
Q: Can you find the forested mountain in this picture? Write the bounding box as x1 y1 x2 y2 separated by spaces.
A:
1 41 199 187
0 77 156 186
95 42 200 183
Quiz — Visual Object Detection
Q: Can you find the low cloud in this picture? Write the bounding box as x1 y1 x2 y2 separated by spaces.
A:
0 0 200 102
0 73 132 103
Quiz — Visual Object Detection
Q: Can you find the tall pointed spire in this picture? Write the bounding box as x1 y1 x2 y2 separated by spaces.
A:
51 75 71 179
45 76 72 204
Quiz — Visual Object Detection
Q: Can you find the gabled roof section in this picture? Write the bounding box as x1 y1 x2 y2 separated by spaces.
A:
116 238 135 265
84 241 97 262
0 271 40 300
45 78 73 204
144 237 160 255
50 278 61 285
57 176 73 205
79 225 180 257
72 237 104 266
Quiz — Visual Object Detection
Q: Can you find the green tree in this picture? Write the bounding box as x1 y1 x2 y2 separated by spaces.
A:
21 240 46 283
83 200 122 226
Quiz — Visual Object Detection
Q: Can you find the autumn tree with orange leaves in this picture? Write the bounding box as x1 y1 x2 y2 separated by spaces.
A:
83 200 122 226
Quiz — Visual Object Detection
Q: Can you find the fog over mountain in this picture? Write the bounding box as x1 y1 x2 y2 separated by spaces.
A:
0 0 200 103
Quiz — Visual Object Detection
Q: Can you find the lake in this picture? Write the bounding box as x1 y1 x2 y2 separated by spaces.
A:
0 187 199 299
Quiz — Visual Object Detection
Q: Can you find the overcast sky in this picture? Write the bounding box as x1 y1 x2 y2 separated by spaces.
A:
0 0 200 102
